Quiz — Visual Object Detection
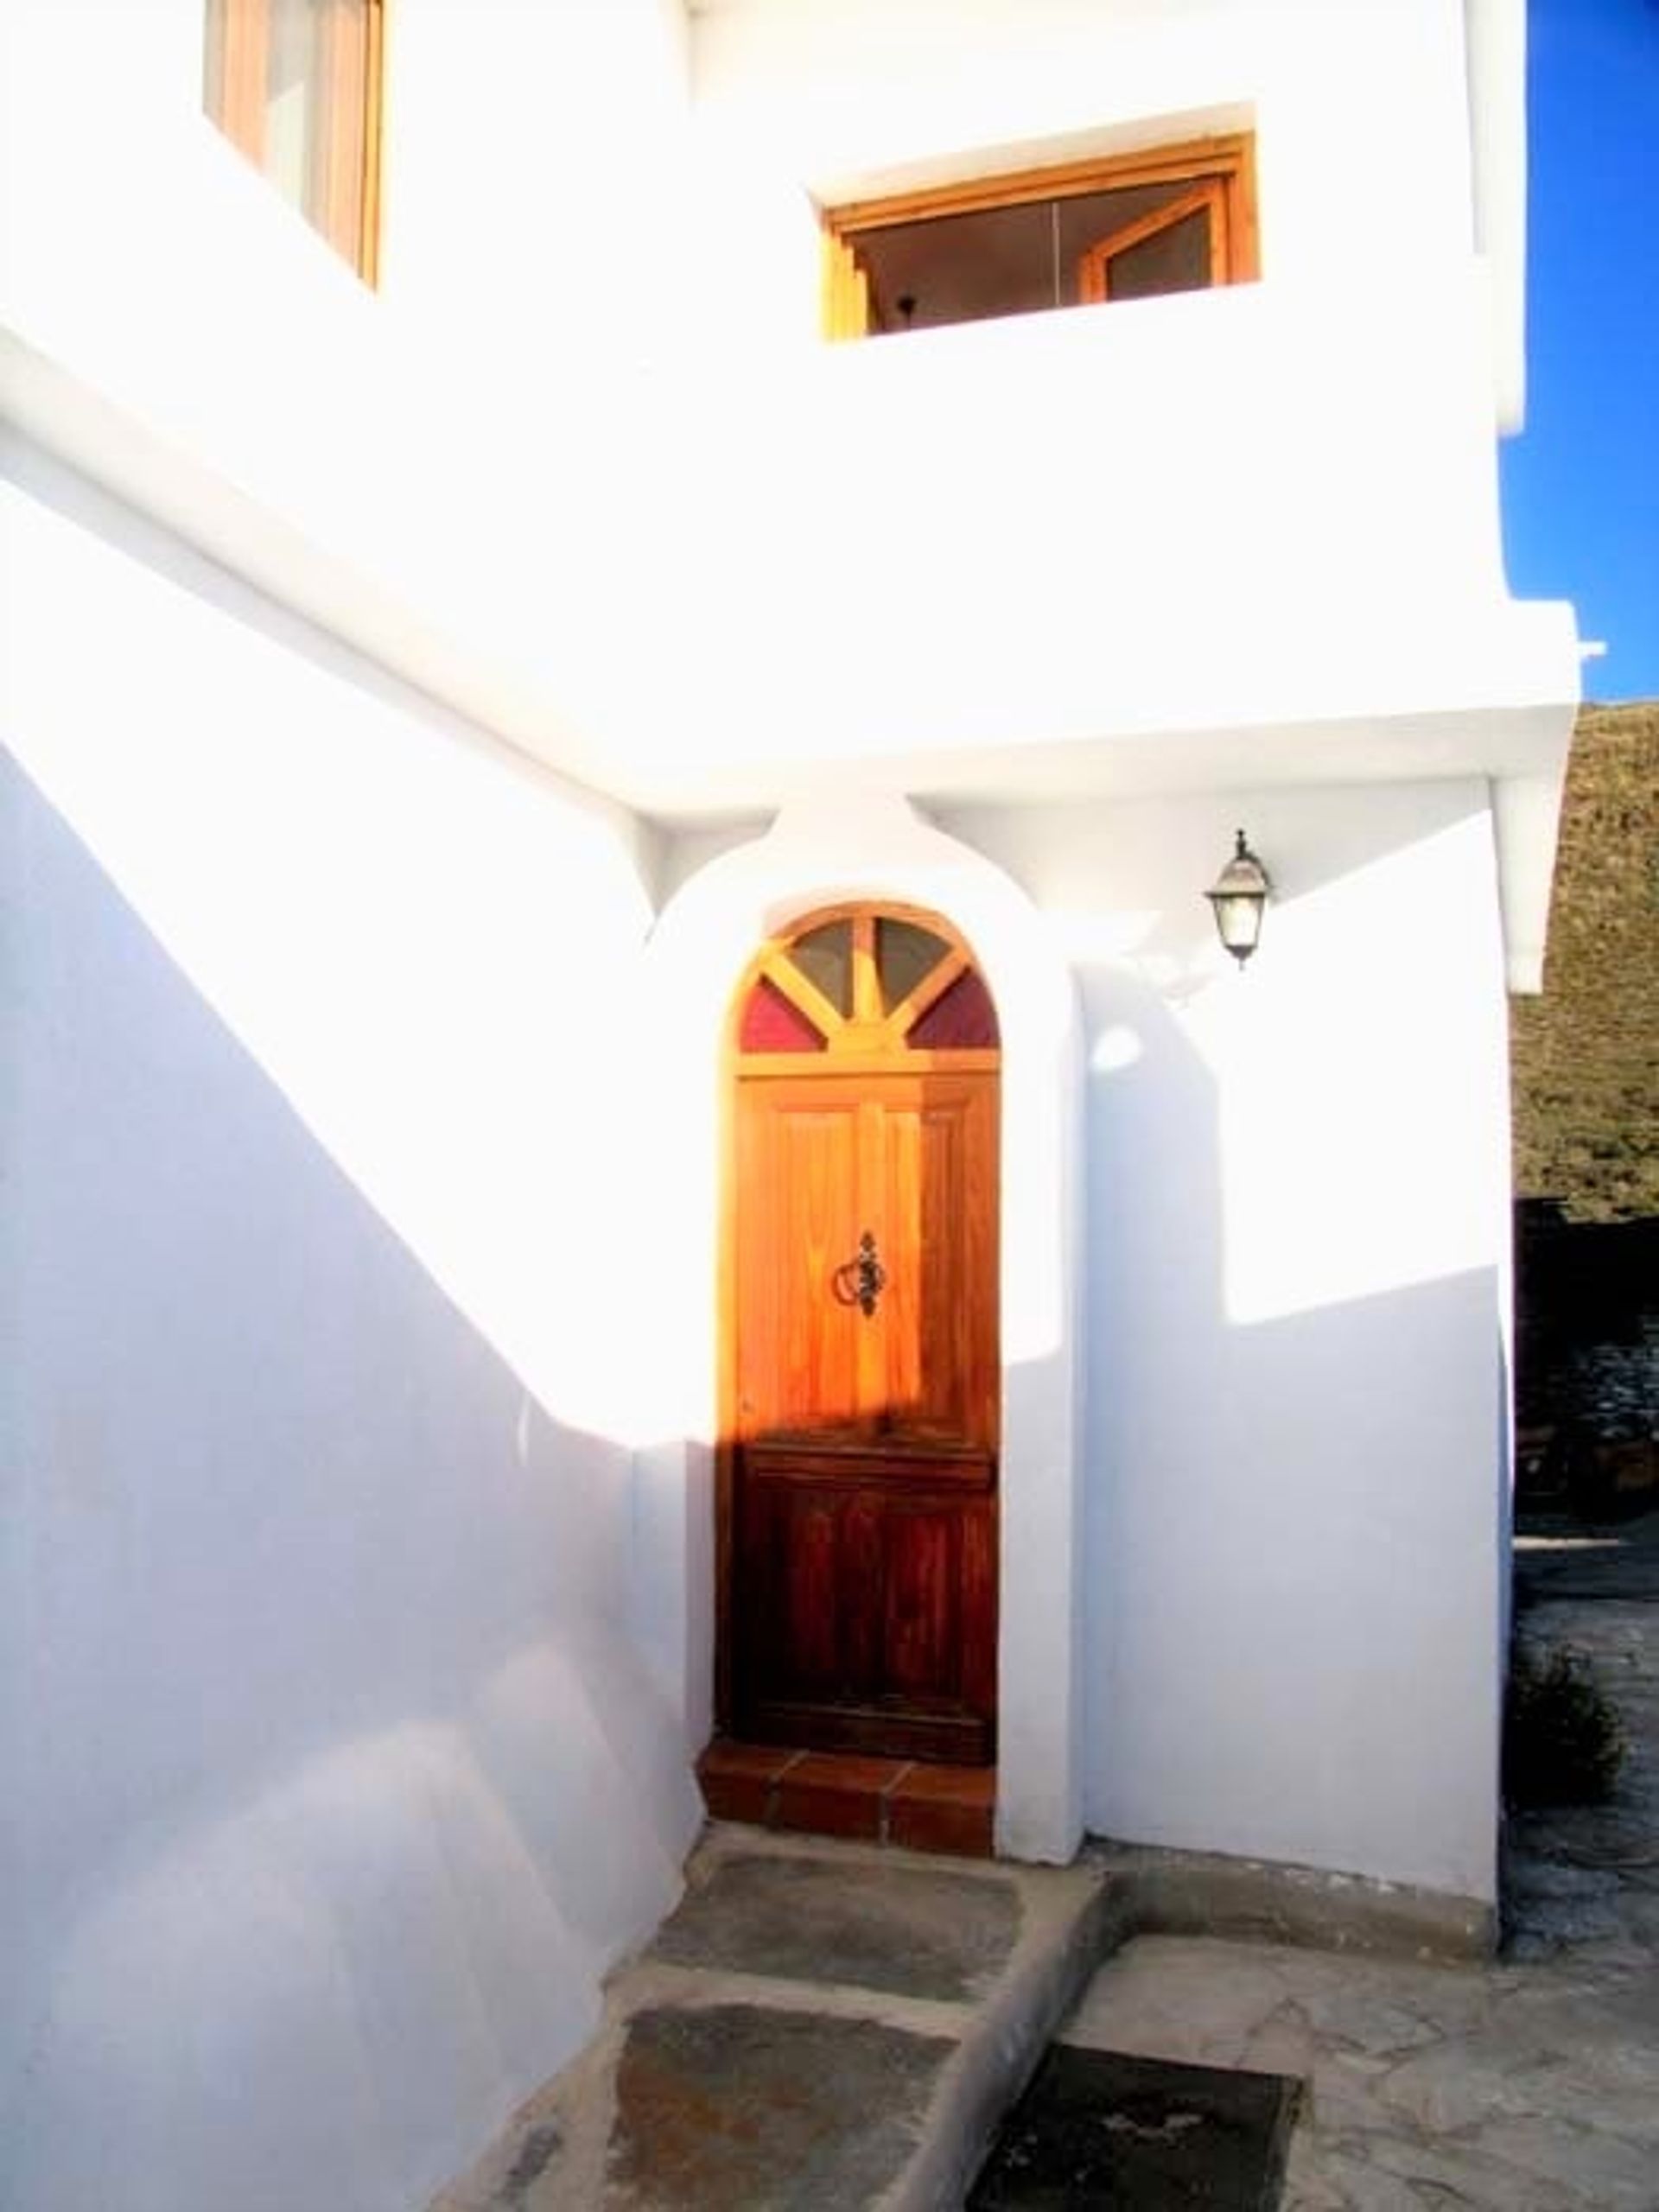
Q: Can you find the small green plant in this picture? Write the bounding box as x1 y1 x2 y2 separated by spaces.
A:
1503 1642 1627 1809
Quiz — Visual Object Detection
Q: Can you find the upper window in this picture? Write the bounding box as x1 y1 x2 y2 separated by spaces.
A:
822 135 1255 341
203 0 384 279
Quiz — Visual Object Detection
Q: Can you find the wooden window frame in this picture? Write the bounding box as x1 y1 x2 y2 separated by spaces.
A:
1077 178 1229 302
204 0 385 282
821 132 1256 340
729 903 1001 1079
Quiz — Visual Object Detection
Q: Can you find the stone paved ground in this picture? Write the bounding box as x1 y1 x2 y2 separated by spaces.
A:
436 1513 1658 2210
1063 1510 1659 2212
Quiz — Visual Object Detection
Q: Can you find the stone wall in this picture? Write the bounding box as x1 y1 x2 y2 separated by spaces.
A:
1510 702 1658 1224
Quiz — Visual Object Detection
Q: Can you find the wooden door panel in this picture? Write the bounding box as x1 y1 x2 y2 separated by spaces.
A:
778 1501 840 1688
735 1084 862 1435
883 1507 957 1698
734 1443 996 1762
841 1497 885 1694
876 1078 998 1446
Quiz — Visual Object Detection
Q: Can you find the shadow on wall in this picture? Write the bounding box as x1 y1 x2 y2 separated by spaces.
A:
1 756 701 2212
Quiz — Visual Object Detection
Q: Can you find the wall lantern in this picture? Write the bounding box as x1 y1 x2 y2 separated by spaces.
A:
1205 830 1272 967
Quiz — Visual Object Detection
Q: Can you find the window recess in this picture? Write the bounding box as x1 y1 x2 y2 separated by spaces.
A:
203 0 385 280
822 134 1255 341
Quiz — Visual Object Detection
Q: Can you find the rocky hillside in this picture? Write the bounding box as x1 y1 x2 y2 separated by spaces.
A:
1510 701 1658 1224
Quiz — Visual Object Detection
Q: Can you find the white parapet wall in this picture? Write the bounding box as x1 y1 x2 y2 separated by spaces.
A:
0 442 702 2212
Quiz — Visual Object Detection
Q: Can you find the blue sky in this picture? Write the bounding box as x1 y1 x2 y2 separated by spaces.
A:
1499 0 1659 700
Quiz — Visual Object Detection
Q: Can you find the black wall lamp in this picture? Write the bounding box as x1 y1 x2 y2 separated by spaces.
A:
1205 830 1272 967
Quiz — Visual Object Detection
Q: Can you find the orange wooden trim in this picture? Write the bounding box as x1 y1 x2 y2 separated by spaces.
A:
312 1 361 269
851 913 881 1026
1077 179 1226 303
359 0 386 285
827 132 1253 234
822 132 1256 336
821 227 871 341
319 0 385 280
734 1048 1002 1079
208 0 270 163
825 1019 899 1053
1234 132 1261 281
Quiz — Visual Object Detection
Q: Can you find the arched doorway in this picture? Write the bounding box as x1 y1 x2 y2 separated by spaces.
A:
720 903 1001 1764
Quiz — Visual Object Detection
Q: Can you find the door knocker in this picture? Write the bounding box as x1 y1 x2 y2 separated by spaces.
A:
832 1230 887 1318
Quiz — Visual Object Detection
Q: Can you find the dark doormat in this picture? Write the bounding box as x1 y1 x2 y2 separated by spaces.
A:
968 2045 1304 2210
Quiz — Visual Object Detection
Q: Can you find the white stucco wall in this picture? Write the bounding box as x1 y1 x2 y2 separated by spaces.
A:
654 772 1512 1904
0 444 702 2212
2 0 1576 838
934 781 1513 1901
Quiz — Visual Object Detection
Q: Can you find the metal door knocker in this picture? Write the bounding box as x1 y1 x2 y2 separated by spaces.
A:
832 1230 887 1317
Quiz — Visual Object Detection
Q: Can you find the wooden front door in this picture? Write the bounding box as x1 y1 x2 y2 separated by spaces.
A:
723 907 1001 1764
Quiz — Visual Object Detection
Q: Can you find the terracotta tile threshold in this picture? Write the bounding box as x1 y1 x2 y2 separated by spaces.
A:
697 1738 996 1859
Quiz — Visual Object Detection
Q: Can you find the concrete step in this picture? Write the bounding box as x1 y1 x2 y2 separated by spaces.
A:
433 1824 1113 2211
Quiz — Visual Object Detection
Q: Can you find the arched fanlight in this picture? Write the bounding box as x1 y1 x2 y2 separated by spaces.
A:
1205 830 1272 967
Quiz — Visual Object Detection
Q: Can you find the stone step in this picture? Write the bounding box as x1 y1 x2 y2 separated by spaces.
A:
432 1825 1113 2211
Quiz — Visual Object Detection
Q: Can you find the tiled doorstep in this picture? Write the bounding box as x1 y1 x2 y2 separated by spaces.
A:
698 1738 996 1856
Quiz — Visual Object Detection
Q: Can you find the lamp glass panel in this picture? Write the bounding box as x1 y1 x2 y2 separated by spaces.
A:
1213 894 1264 951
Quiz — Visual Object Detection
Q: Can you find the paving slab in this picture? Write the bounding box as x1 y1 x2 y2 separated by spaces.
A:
650 1852 1021 2000
608 2005 954 2209
1059 1510 1659 2212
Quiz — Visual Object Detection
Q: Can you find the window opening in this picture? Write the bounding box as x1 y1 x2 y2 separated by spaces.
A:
822 135 1254 341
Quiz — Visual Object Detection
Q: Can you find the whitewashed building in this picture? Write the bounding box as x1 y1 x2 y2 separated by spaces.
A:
1 3 1581 2207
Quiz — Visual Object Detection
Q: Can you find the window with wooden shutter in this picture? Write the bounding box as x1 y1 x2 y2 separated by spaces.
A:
821 135 1255 341
204 0 385 280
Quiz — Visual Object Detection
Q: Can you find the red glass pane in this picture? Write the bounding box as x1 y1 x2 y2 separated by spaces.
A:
907 968 1000 1050
740 975 826 1052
